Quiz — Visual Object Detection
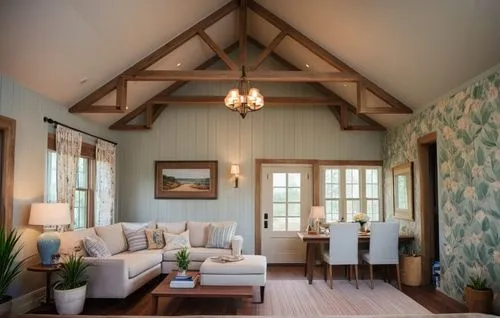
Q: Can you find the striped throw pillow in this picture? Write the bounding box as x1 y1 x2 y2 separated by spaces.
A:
205 222 237 249
123 226 148 252
83 235 112 257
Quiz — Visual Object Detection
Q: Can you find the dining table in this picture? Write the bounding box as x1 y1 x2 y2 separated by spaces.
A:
297 231 414 284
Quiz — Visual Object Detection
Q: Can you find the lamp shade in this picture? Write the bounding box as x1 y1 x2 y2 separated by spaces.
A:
309 206 325 219
29 203 71 226
230 164 240 175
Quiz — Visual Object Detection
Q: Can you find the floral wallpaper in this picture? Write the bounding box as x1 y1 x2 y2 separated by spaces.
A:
383 71 500 312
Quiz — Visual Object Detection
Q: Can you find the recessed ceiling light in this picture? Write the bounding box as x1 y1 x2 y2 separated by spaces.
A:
176 62 182 68
343 83 348 87
305 64 310 69
79 77 88 84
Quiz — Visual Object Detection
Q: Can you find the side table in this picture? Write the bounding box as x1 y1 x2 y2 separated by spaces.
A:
27 264 61 304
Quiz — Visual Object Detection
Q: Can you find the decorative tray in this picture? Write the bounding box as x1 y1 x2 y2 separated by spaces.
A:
209 255 245 263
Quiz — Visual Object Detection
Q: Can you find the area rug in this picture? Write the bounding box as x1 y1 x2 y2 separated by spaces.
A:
252 279 432 316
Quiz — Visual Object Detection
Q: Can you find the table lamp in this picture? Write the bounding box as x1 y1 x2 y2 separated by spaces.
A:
29 203 71 266
309 206 325 234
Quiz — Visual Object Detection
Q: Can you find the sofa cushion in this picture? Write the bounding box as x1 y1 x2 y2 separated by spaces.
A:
109 252 162 279
145 229 165 249
83 235 112 257
187 221 210 247
206 222 237 249
163 230 191 251
95 223 128 255
59 227 97 256
157 221 186 234
162 247 231 262
123 226 148 252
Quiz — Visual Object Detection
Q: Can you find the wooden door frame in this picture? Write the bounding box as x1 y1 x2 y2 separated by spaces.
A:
254 158 382 254
0 115 16 232
417 132 437 285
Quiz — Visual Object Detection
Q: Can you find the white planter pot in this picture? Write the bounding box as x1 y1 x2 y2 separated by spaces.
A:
0 299 12 318
53 284 87 315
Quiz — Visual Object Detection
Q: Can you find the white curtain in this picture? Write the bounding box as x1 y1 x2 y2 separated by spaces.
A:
56 125 82 229
95 139 116 226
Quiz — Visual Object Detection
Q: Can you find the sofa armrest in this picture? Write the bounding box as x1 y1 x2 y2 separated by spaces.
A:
83 257 128 298
231 235 243 256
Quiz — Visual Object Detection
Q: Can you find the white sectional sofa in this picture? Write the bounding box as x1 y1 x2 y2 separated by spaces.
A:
58 221 243 299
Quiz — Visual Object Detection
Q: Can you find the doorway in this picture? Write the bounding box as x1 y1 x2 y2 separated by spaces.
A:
418 132 439 285
260 164 313 263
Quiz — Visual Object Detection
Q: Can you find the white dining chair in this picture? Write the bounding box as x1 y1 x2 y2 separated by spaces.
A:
322 223 360 289
360 222 401 289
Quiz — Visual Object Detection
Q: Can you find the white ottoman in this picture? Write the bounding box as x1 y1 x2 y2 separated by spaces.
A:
200 255 267 303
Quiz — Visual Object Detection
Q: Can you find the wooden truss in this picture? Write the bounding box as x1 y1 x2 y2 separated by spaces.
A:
70 0 412 131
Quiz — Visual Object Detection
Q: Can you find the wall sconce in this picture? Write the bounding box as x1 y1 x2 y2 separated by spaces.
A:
230 164 240 188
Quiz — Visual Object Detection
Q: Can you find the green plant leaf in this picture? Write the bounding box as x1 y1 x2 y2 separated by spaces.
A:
478 245 489 265
482 217 490 232
487 263 497 282
473 86 484 99
476 147 486 165
454 156 465 169
481 108 492 126
458 130 473 145
476 182 489 200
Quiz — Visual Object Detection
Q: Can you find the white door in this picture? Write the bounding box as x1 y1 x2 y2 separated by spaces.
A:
261 165 313 263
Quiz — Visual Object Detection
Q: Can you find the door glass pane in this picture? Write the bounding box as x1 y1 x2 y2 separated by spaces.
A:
273 173 286 187
273 187 286 202
273 203 286 217
287 173 300 187
346 200 360 222
288 217 301 231
273 217 286 231
287 188 300 202
325 199 340 222
367 199 380 221
288 203 300 216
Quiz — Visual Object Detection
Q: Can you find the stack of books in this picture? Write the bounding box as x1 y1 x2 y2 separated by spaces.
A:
169 274 199 288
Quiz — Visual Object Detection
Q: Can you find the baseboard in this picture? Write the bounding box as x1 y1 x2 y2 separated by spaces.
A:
11 288 44 315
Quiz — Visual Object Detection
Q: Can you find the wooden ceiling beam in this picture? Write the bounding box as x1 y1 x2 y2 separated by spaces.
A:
248 0 412 114
77 106 125 114
198 30 238 70
251 31 287 70
239 0 248 66
151 96 341 105
125 70 360 82
110 41 240 130
70 0 238 113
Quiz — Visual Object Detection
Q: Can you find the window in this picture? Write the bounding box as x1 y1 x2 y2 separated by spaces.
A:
321 166 382 223
47 151 94 229
272 173 301 231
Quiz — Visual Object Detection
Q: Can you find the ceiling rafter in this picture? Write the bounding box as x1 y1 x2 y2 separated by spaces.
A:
151 96 341 105
77 0 407 130
247 0 412 115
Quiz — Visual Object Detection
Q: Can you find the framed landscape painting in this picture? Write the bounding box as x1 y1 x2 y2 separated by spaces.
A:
154 161 218 199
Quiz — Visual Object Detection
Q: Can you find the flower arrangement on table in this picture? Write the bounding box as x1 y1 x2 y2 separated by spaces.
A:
353 212 369 231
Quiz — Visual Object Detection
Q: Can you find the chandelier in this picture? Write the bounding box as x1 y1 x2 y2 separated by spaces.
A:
224 66 264 118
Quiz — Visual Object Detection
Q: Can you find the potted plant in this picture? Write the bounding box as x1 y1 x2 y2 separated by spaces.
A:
464 274 493 313
353 212 369 232
0 228 26 318
399 243 422 286
53 254 89 315
175 247 190 276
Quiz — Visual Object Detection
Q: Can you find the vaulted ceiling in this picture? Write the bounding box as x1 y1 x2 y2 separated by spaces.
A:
1 0 499 130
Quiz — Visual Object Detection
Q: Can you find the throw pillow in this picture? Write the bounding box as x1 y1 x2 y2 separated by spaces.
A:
163 230 191 251
205 222 237 249
123 226 148 252
83 235 112 257
145 228 165 249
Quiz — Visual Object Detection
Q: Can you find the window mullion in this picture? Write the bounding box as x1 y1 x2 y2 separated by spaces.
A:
360 168 366 214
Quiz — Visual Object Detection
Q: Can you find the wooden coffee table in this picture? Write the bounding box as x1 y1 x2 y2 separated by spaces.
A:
151 271 254 315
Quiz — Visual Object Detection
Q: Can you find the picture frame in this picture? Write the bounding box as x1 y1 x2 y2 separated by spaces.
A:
154 161 218 199
392 162 414 221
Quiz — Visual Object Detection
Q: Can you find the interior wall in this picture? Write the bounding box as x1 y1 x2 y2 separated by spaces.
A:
0 74 119 299
383 70 500 312
118 78 385 253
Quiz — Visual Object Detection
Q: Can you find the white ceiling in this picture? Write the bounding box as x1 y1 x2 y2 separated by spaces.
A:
1 0 499 128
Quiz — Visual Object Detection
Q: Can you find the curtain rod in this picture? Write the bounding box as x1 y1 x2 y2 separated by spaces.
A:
43 116 118 146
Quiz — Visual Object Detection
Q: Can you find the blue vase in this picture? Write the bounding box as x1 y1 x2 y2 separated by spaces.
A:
37 232 61 266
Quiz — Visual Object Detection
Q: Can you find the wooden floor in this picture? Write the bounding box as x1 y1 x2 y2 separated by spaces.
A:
29 265 467 316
